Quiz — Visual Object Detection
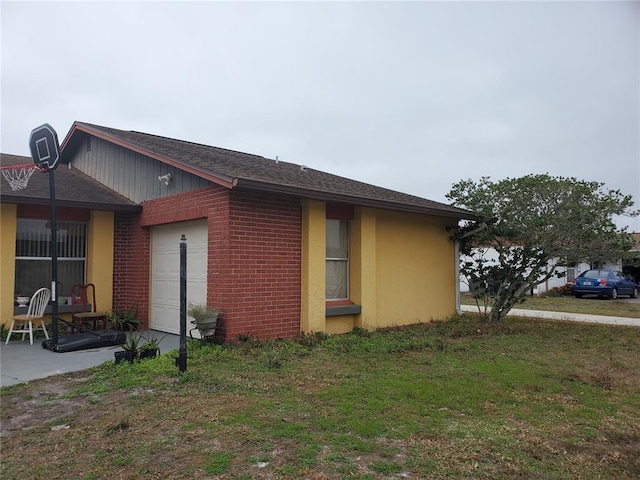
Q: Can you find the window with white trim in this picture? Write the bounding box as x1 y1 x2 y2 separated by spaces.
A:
14 219 87 298
566 267 576 283
326 219 349 300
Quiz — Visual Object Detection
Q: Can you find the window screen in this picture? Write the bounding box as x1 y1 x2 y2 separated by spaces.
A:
14 219 87 298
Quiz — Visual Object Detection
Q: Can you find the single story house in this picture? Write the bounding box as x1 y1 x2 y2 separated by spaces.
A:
2 121 476 341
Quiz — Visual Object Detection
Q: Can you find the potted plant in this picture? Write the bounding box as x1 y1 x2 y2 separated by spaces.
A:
115 332 167 364
115 331 145 364
139 334 166 360
187 302 220 338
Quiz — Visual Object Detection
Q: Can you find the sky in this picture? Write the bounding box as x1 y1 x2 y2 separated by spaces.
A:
1 1 638 231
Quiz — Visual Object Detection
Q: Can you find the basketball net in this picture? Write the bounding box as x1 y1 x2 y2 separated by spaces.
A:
1 164 43 191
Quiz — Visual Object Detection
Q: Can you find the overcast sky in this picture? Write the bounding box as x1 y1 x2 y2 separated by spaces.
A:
2 1 638 230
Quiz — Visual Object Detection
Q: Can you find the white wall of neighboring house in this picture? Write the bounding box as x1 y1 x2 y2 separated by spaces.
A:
459 247 606 295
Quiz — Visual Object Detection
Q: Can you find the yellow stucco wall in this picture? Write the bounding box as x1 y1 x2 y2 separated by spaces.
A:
86 211 114 313
326 315 357 334
351 207 378 330
1 204 18 327
301 200 326 333
301 200 458 334
0 207 114 327
374 210 457 326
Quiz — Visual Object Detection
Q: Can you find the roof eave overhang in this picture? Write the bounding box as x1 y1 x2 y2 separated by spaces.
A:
0 196 142 213
60 122 237 190
234 179 478 220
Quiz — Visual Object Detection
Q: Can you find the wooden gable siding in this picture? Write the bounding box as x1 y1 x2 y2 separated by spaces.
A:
67 136 210 204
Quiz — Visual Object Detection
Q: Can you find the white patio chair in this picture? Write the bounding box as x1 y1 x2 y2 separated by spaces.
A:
5 288 52 345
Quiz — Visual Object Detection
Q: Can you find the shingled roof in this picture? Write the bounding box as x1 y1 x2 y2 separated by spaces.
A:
61 122 477 220
0 153 140 212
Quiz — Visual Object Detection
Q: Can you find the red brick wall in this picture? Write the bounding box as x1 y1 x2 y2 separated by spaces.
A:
112 185 302 341
220 190 302 341
113 186 227 328
113 212 150 320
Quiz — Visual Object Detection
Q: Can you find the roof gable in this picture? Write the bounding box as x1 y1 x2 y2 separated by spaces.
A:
61 121 477 220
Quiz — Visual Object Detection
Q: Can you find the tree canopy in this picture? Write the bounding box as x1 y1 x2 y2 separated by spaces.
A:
447 174 637 321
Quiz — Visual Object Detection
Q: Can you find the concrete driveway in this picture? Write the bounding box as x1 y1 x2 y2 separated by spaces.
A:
573 295 640 304
1 330 181 388
615 296 640 304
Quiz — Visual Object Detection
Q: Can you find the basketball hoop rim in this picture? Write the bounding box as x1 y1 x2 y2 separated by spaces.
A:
0 163 47 173
1 163 48 192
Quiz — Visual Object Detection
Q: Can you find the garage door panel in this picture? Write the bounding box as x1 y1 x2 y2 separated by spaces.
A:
151 220 208 334
166 279 181 303
151 281 168 302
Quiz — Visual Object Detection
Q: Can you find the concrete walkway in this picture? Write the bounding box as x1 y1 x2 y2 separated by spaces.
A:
459 304 640 327
0 330 181 388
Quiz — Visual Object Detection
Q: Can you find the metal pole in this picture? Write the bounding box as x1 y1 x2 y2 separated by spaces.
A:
28 123 61 351
50 169 59 347
177 234 187 372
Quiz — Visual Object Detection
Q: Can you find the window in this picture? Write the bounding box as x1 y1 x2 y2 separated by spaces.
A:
326 219 349 300
566 267 576 283
14 219 87 298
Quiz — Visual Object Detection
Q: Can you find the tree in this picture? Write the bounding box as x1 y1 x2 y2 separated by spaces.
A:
447 174 637 322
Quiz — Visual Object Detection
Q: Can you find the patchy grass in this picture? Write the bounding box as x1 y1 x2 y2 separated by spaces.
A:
2 316 639 479
461 292 640 318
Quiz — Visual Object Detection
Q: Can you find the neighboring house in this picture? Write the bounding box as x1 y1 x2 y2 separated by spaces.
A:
458 246 591 295
622 232 640 284
2 121 476 342
459 236 640 295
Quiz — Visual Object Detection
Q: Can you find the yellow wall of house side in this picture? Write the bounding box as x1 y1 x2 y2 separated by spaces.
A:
86 211 114 314
351 207 377 329
301 200 326 334
326 315 356 334
1 204 17 327
375 210 457 326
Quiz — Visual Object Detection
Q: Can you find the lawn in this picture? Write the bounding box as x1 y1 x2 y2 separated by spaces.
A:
2 316 639 479
460 292 640 318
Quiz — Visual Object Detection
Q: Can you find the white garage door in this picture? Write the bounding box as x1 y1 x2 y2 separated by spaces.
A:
151 220 208 334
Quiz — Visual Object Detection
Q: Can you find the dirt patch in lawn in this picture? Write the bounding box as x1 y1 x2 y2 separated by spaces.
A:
1 374 127 438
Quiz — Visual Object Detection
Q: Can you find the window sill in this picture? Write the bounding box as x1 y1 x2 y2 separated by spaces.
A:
326 302 361 317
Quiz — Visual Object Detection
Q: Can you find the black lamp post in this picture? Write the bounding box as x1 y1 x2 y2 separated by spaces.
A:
49 169 59 346
176 234 188 372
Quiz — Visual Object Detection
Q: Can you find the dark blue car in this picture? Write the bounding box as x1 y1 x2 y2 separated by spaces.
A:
571 269 639 299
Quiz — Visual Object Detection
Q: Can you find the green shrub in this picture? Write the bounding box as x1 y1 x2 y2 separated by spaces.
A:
298 331 329 348
107 306 141 331
541 284 572 297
